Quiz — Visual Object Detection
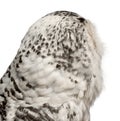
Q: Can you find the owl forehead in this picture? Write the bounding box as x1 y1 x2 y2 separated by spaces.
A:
19 11 89 66
27 11 87 46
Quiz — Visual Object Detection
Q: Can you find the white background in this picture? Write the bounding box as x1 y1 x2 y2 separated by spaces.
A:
0 0 119 120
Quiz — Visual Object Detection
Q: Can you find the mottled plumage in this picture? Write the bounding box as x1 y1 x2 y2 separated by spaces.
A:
0 11 103 121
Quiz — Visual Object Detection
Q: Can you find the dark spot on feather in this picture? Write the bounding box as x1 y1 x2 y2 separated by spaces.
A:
16 64 19 68
78 17 85 23
26 83 33 88
11 77 21 93
75 80 78 84
56 64 61 69
0 79 3 83
21 76 26 81
19 55 22 63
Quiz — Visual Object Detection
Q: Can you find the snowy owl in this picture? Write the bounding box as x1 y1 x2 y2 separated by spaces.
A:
0 11 103 121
